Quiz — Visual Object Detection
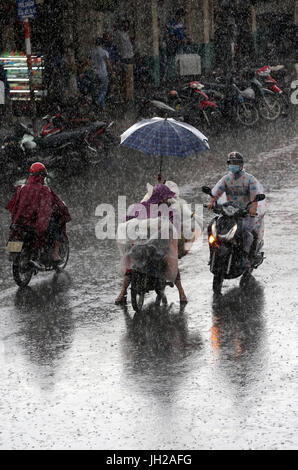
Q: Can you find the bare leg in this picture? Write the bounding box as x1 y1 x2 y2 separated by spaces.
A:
175 278 188 303
52 241 62 262
115 275 131 304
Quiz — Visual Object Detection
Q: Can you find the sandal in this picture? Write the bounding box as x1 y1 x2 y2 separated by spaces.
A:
115 294 127 305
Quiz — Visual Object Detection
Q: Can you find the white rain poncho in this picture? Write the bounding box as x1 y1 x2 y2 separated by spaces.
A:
141 181 203 255
117 216 179 282
211 169 266 243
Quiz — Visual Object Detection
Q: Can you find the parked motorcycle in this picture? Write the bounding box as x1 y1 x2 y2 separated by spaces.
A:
202 186 265 294
40 109 115 148
0 119 114 178
167 81 221 130
240 69 281 121
203 75 259 127
6 223 69 288
256 65 289 115
138 81 220 131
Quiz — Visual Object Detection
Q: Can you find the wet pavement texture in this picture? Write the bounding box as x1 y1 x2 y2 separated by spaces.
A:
0 113 298 449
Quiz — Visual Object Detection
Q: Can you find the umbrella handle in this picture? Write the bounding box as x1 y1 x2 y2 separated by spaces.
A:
158 155 163 183
157 173 166 184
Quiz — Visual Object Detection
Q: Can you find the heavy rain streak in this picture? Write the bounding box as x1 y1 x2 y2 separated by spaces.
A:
0 0 297 452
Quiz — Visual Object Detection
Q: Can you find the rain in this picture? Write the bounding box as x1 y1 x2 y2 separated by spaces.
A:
0 0 297 452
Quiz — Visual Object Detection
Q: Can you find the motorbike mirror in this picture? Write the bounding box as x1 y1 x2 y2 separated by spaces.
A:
202 186 212 196
254 194 266 202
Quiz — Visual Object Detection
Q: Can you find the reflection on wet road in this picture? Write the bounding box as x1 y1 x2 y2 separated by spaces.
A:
0 117 297 449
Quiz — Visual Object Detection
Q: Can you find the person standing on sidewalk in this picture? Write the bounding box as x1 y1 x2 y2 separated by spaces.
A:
90 37 113 110
114 20 134 101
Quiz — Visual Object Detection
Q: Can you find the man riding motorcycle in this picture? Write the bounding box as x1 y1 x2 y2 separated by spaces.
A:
5 162 71 266
207 152 265 267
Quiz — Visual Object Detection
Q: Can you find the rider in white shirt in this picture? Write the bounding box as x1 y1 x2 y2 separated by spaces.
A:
207 151 265 267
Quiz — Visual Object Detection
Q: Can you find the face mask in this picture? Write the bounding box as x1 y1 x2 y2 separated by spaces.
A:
229 164 240 174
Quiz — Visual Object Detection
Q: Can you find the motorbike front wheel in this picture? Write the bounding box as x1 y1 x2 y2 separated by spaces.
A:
213 272 224 295
236 101 259 126
12 251 33 287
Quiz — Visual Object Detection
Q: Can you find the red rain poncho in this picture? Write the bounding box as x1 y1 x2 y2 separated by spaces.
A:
5 174 71 238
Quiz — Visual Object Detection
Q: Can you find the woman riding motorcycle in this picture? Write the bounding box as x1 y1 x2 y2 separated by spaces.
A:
6 162 71 265
115 183 188 304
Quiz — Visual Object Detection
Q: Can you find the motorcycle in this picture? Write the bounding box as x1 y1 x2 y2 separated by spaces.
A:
203 75 259 127
6 223 69 288
202 186 265 294
167 81 221 129
40 108 115 148
256 65 289 115
130 243 174 313
0 119 114 178
240 69 281 121
138 81 220 130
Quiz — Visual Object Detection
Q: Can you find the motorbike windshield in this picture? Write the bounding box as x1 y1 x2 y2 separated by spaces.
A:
117 216 178 282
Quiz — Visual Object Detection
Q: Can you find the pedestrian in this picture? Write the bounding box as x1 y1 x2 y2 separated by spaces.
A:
114 20 134 100
90 37 113 110
103 32 120 69
166 8 186 79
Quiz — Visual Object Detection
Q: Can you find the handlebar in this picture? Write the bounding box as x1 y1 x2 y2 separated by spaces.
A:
203 204 257 218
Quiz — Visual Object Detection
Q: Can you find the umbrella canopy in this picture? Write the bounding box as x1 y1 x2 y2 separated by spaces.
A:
120 117 210 158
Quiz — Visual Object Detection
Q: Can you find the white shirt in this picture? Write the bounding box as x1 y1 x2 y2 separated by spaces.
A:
90 46 109 78
115 31 134 60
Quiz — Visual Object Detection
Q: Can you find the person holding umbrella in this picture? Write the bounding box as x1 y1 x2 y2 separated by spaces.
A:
117 116 210 305
115 183 188 305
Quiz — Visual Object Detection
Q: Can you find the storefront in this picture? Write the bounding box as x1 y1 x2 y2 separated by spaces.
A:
0 51 45 102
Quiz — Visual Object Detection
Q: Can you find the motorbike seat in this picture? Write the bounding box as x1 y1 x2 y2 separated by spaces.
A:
35 121 106 148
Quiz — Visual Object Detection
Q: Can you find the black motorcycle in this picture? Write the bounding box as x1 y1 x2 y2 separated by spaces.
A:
0 120 113 179
203 75 260 127
6 223 69 288
202 186 265 294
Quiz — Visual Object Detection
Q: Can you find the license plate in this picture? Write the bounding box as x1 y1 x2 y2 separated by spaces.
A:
6 241 23 253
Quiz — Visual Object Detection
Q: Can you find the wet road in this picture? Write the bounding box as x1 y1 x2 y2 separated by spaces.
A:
0 114 298 450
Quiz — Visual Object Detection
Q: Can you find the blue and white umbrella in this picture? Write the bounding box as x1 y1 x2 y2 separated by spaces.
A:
120 117 210 179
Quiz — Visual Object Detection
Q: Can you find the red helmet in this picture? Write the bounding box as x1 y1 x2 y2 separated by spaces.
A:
29 162 47 176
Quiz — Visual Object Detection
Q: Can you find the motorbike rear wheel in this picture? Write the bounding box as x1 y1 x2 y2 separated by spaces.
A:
258 94 281 120
131 272 146 313
57 239 70 270
239 269 254 288
12 251 33 287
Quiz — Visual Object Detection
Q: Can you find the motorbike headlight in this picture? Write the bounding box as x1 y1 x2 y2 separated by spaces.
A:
218 223 238 241
208 234 216 245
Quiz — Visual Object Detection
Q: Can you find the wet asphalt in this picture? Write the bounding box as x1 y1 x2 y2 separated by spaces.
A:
0 111 297 450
